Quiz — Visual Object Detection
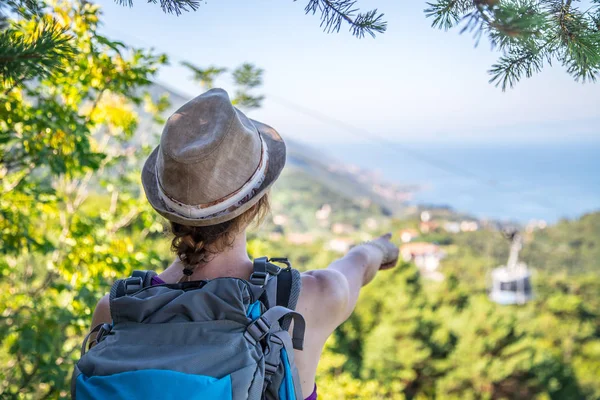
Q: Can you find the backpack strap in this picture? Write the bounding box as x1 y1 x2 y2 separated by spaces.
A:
249 258 305 400
277 267 302 331
250 257 283 287
252 257 302 329
251 257 284 309
244 305 306 350
271 331 304 399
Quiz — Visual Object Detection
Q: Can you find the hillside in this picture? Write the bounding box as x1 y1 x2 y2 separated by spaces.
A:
138 83 413 212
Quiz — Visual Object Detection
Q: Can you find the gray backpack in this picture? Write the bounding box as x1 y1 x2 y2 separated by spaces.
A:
72 257 305 400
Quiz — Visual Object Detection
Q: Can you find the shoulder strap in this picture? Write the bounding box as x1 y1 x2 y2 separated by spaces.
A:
244 305 305 350
277 267 302 331
252 258 302 311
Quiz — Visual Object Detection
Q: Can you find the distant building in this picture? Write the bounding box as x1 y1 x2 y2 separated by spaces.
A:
443 222 461 234
316 204 332 221
525 219 547 233
401 242 446 272
332 223 355 235
399 229 419 243
421 211 431 222
358 198 372 208
365 218 378 231
419 221 439 234
286 233 314 245
460 221 479 232
268 232 283 241
272 214 288 226
328 238 354 253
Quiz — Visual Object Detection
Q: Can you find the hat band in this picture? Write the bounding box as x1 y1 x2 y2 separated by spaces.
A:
156 136 268 220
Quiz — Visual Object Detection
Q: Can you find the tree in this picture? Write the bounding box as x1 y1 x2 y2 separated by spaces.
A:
1 0 600 398
0 0 386 96
0 1 172 396
0 1 278 395
425 0 600 90
3 0 599 93
112 0 387 37
181 61 265 109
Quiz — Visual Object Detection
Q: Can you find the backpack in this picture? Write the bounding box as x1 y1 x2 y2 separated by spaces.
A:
72 257 305 400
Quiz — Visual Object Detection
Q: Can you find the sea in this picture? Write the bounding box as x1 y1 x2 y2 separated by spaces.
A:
324 141 600 224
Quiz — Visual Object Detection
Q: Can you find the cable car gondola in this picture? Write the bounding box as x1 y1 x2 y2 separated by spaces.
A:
489 231 533 305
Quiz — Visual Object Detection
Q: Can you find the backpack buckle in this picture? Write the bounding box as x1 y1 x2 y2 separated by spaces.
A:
244 316 271 344
269 257 291 269
95 323 113 344
124 276 143 295
251 257 288 286
265 360 278 375
249 271 269 286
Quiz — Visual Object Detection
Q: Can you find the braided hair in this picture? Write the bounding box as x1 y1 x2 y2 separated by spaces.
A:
170 193 270 281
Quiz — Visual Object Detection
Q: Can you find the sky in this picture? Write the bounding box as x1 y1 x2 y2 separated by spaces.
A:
95 0 600 145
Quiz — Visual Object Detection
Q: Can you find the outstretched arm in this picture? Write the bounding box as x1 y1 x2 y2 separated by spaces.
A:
292 234 399 393
298 233 399 333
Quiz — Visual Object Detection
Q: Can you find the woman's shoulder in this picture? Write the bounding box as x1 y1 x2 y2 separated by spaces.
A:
91 294 111 327
298 270 351 328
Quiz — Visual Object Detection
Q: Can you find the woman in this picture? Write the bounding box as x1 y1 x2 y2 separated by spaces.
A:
90 88 399 399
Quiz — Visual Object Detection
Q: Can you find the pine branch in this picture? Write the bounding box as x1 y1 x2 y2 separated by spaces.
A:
114 0 200 15
304 0 387 38
115 0 385 37
562 28 600 82
489 1 548 38
557 3 600 82
488 46 544 90
1 0 45 19
425 0 474 31
425 0 600 88
0 19 75 89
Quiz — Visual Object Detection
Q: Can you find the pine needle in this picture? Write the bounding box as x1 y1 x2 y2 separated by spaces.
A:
0 19 75 88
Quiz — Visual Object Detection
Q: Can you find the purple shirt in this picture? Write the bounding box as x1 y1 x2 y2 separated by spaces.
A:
305 385 318 400
151 276 318 399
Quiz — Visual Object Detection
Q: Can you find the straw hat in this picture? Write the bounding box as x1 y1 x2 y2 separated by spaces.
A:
141 88 285 226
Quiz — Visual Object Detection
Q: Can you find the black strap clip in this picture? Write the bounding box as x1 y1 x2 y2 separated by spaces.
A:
123 276 143 295
250 257 291 286
269 257 291 269
95 323 113 344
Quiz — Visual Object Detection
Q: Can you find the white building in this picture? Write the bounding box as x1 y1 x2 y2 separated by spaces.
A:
401 242 446 272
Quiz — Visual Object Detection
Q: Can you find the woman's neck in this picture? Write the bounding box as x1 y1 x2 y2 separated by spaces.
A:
161 229 253 283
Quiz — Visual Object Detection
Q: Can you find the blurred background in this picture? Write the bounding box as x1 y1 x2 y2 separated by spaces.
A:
1 0 599 398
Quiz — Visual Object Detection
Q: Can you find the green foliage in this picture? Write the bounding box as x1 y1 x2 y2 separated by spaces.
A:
0 1 169 396
425 0 600 89
1 1 599 399
112 0 388 37
304 0 387 38
179 61 227 89
231 63 265 109
114 0 200 15
181 61 265 110
316 220 600 399
0 8 76 90
522 212 600 275
268 168 388 235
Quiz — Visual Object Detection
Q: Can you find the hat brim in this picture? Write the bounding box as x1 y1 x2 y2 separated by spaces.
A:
141 118 286 227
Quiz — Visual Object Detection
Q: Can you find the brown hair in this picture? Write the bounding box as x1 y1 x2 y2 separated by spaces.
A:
170 193 270 277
